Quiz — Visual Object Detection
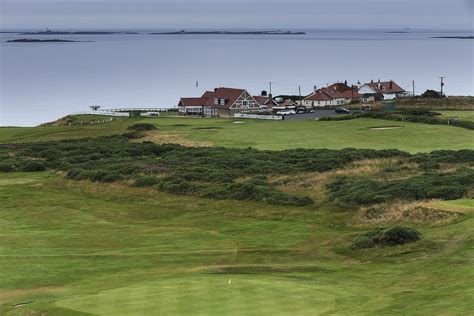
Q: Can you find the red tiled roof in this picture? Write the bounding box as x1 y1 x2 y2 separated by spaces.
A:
202 87 246 109
253 95 270 106
179 97 206 107
253 95 279 108
365 81 405 94
304 90 333 101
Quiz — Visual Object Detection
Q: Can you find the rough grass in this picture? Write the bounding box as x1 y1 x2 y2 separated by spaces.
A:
0 172 473 315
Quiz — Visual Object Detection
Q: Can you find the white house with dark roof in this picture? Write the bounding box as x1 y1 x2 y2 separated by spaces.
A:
358 80 406 101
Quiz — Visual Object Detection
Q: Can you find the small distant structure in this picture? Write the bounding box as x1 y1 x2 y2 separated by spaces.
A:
253 90 279 111
89 105 101 111
303 82 360 107
178 87 261 118
358 79 406 102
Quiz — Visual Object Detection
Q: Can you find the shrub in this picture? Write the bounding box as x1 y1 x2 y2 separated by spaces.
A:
21 161 46 172
0 163 15 172
328 169 474 207
352 226 420 249
122 132 145 139
127 123 157 131
133 176 159 187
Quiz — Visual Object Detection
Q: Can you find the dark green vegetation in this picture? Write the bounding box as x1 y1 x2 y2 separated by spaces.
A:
328 168 474 206
2 136 472 207
352 226 421 249
320 109 474 130
0 113 473 315
127 123 157 131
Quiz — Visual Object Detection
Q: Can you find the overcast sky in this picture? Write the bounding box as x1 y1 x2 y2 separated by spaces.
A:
1 0 473 30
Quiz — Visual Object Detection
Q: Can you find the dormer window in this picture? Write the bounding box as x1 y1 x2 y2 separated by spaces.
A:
219 98 226 105
214 98 218 105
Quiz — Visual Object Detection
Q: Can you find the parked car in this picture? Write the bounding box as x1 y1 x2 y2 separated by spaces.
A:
277 109 296 115
335 107 350 114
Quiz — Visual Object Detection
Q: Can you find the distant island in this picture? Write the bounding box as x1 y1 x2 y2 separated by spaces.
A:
7 38 93 43
149 30 306 35
19 31 138 35
430 36 474 39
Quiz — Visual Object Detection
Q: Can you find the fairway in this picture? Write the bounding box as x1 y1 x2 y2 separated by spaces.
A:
1 172 473 315
1 113 474 315
438 110 474 122
1 116 473 153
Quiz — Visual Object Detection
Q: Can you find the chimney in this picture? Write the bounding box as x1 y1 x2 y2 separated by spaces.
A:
389 80 393 89
261 90 267 96
214 88 218 92
377 79 381 90
371 79 374 84
344 80 348 86
313 85 318 93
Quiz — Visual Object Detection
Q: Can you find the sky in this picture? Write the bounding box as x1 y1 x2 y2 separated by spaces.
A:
1 0 473 30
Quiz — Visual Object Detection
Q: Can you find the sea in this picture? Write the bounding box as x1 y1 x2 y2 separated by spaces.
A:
0 29 473 126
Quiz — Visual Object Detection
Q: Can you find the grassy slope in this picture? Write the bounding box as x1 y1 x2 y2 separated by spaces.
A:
438 110 474 122
1 114 474 314
1 116 473 152
0 172 472 315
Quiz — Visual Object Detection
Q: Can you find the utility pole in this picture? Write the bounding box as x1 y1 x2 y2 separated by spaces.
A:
299 85 302 105
412 80 415 96
439 76 445 96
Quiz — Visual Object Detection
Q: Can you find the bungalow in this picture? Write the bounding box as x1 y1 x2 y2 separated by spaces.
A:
358 80 406 102
303 82 360 107
253 91 279 111
178 87 261 118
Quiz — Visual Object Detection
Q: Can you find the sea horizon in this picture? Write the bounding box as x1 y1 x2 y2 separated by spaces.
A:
1 28 473 126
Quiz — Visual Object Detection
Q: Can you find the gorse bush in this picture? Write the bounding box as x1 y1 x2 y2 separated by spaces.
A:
1 136 472 206
319 110 474 130
352 226 421 249
21 161 47 172
328 168 474 207
127 123 157 131
0 163 15 172
122 132 146 139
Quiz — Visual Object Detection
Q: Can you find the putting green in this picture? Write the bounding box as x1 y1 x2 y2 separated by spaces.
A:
55 275 341 315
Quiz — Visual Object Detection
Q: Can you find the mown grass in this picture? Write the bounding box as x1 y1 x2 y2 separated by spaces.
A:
2 115 473 153
1 113 473 315
438 110 474 122
0 172 473 315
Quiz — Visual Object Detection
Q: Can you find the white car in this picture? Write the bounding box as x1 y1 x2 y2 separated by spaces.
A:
276 109 296 115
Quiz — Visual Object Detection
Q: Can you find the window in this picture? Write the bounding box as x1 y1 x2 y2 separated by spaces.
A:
214 98 218 105
219 98 225 105
243 101 248 107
